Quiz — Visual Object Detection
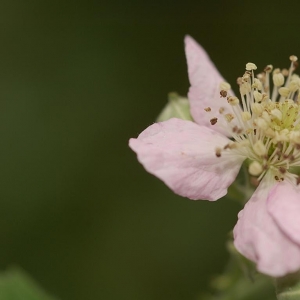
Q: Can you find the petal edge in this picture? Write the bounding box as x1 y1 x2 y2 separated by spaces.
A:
130 118 244 200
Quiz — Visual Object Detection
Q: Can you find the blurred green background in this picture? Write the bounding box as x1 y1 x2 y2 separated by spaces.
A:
0 1 299 299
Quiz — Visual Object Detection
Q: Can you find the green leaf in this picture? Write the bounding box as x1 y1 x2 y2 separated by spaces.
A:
0 267 58 300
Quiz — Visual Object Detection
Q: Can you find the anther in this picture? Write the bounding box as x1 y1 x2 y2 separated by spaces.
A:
277 142 283 149
210 118 218 125
257 73 265 81
253 91 263 102
246 63 257 71
288 80 299 92
273 73 285 87
265 128 275 138
227 96 239 105
279 167 286 174
264 65 273 73
252 78 262 90
219 107 225 114
289 131 300 144
290 55 298 62
251 103 263 115
253 140 267 156
236 77 243 85
273 68 280 74
224 114 234 122
241 111 251 121
282 68 289 76
249 161 263 176
215 147 222 157
220 82 231 91
255 117 269 130
220 90 227 97
242 73 250 81
293 61 299 70
271 109 282 120
278 87 290 97
204 107 211 112
289 154 295 161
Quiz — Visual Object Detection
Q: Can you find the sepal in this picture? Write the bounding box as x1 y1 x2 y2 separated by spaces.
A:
156 92 193 122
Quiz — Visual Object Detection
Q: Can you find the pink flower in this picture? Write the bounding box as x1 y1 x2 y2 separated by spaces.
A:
129 35 300 277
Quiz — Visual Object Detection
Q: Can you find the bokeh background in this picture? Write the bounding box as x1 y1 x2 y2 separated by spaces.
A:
0 1 299 299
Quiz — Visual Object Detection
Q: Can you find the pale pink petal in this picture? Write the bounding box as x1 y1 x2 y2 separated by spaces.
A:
129 118 244 201
267 181 300 246
234 174 300 277
184 35 235 136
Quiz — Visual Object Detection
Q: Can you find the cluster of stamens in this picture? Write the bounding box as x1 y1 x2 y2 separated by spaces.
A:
207 55 300 183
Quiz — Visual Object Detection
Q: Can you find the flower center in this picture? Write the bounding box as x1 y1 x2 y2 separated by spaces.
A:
211 56 300 182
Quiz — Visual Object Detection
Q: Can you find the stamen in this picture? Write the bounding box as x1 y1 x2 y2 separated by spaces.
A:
213 56 300 183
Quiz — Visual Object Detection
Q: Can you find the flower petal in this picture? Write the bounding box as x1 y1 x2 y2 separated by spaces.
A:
129 118 244 201
267 180 300 246
184 35 235 136
234 174 300 277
